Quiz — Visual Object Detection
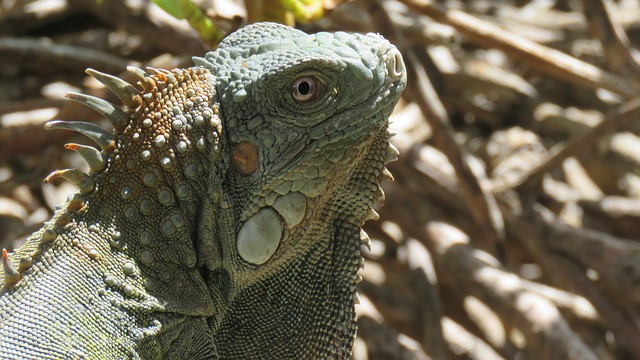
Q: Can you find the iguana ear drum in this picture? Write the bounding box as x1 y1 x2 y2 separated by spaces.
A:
231 141 259 176
236 207 283 265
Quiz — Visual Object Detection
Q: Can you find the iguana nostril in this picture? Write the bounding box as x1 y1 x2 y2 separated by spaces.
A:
387 49 405 80
231 141 259 175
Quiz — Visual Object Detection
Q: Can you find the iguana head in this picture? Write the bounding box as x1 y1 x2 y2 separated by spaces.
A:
197 23 406 356
197 22 405 277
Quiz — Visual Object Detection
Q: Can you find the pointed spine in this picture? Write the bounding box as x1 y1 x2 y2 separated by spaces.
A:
365 208 380 221
66 193 86 212
45 169 95 194
353 292 361 305
376 186 385 206
385 143 399 163
382 168 394 182
65 92 128 131
45 120 115 151
146 67 170 76
85 68 141 109
127 66 156 92
127 66 148 81
359 229 372 250
65 143 106 173
145 67 178 87
2 249 21 288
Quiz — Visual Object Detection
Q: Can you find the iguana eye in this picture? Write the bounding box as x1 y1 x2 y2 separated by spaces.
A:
290 76 323 103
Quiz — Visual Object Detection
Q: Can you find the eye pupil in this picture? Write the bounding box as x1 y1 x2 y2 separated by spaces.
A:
291 76 322 103
297 81 311 95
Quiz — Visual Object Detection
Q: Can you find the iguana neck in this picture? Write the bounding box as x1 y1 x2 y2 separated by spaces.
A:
205 120 392 358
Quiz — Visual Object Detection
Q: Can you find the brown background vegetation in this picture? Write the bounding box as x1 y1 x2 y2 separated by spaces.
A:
2 0 640 359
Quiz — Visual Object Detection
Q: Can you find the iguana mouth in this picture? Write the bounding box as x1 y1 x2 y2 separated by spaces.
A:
308 88 402 147
263 100 396 179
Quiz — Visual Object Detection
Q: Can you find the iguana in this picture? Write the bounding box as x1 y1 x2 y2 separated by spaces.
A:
0 22 406 359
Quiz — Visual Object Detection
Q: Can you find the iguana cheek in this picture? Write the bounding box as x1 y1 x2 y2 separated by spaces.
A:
236 207 283 265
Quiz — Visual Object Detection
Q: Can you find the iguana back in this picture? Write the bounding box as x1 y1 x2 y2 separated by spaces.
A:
0 23 406 359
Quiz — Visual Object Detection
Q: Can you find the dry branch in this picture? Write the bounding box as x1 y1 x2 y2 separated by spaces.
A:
425 221 599 360
509 97 640 193
403 46 505 253
68 0 209 55
582 0 640 76
400 0 640 97
0 36 131 73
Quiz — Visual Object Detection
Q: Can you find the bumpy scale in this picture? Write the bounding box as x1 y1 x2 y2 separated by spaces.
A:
0 23 406 359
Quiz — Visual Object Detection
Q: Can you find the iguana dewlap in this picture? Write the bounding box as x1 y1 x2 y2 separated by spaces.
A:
0 22 406 359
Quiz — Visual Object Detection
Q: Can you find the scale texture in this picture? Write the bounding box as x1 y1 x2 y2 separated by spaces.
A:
0 22 406 359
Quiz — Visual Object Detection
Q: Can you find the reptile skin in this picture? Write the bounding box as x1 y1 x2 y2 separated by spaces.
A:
0 23 406 359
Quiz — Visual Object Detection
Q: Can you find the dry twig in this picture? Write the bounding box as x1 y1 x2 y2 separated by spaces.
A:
400 0 640 97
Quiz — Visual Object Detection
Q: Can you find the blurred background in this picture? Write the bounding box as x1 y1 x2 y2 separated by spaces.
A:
2 0 640 359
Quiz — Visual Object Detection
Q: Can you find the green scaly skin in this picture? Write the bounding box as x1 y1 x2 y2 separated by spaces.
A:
0 23 406 359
